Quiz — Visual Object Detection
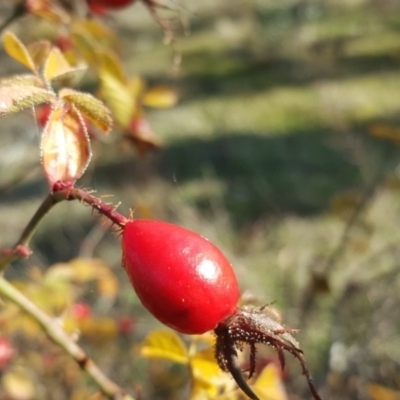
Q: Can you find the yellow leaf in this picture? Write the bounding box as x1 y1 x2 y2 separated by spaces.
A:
59 88 112 134
2 31 36 72
38 282 73 314
100 51 127 84
142 86 178 108
96 271 119 299
99 69 135 127
80 317 118 343
68 258 118 298
190 347 224 393
189 345 235 399
368 383 400 400
27 0 71 24
43 47 85 82
69 258 103 282
141 330 189 364
44 263 75 283
3 367 36 399
253 363 288 400
41 103 92 187
71 33 99 66
128 75 145 99
73 19 116 44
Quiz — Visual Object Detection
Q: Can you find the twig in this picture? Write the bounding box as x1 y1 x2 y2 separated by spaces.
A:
0 194 61 272
52 185 129 228
0 185 128 273
0 276 135 400
321 167 383 274
79 220 111 258
298 143 392 322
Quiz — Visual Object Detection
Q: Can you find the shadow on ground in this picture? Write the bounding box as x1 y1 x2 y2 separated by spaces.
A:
157 129 397 226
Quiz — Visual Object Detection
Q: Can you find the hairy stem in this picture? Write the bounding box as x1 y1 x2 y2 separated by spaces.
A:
0 276 135 400
53 185 128 229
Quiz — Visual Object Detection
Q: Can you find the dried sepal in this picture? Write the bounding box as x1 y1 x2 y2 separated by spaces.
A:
125 117 162 153
0 76 55 118
214 305 322 400
26 0 71 24
2 31 36 72
59 88 112 134
26 40 52 70
41 103 92 188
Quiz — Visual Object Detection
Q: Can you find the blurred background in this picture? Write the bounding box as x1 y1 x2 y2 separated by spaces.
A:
2 0 400 399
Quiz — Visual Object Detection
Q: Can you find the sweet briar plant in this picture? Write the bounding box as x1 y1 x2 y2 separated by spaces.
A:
0 2 322 400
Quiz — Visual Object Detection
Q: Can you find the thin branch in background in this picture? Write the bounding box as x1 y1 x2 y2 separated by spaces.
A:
0 276 135 400
321 165 384 274
0 164 40 195
299 144 393 321
79 220 112 258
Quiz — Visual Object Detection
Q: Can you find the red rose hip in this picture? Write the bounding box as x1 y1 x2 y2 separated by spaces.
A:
122 219 239 334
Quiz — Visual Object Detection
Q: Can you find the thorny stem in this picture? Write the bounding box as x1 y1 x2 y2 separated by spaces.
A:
52 185 129 228
0 276 134 400
0 184 128 273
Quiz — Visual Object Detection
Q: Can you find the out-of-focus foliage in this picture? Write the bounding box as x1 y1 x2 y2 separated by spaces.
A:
140 329 289 400
3 0 400 399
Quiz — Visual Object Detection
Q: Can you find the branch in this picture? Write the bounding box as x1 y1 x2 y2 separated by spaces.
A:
0 276 135 400
52 185 128 229
0 185 129 273
0 194 61 272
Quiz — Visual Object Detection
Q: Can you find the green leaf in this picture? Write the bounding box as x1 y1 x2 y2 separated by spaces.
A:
141 330 189 364
59 88 112 134
2 31 36 72
0 74 44 87
0 77 55 118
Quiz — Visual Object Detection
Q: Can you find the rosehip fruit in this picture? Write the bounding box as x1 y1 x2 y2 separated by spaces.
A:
122 219 239 335
70 302 91 320
86 0 135 14
0 337 14 371
121 219 321 400
35 104 52 127
117 316 135 335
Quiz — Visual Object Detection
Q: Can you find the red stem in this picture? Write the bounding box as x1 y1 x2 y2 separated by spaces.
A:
52 185 129 229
